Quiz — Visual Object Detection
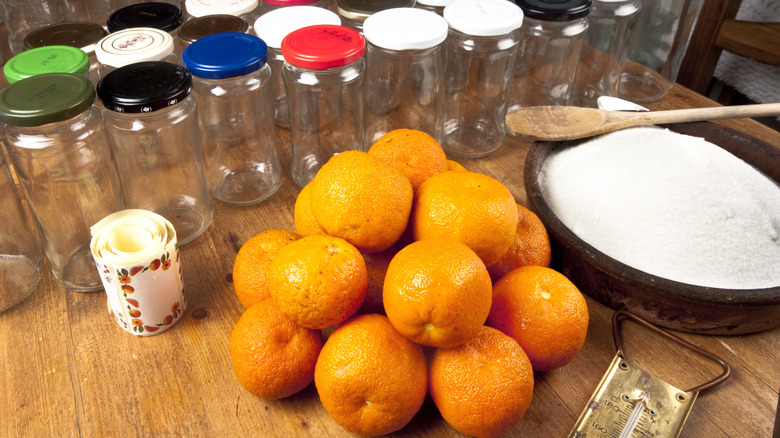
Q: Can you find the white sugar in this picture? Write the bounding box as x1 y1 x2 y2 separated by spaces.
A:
539 126 780 289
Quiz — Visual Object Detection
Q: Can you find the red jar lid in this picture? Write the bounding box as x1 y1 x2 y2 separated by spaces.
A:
281 25 365 70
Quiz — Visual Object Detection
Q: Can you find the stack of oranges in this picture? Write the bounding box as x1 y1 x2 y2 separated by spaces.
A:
229 129 589 437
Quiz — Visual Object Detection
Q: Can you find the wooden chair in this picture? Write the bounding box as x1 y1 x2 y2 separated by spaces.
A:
677 0 780 97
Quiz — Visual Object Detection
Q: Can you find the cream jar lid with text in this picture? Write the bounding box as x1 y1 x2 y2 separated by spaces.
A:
95 28 175 68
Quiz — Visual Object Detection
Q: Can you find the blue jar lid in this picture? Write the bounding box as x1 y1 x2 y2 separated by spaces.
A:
182 32 268 79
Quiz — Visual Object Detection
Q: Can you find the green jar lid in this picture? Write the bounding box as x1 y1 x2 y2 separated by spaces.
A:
4 45 90 84
0 73 96 127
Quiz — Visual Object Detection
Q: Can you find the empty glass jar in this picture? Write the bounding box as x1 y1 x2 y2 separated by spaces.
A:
97 62 213 245
0 154 42 311
253 6 341 128
363 7 448 144
0 73 125 291
441 0 524 157
183 32 282 205
509 0 590 110
336 0 416 33
282 24 366 187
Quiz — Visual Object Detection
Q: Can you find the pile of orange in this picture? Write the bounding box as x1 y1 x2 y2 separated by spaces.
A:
228 129 589 437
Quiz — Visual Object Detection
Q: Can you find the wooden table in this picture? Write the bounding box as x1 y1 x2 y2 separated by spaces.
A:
2 77 779 437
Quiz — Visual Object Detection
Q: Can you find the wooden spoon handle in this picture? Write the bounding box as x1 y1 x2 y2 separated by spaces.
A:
608 102 780 126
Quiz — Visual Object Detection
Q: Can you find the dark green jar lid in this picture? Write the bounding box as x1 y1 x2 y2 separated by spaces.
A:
0 73 96 127
23 21 108 53
4 45 90 84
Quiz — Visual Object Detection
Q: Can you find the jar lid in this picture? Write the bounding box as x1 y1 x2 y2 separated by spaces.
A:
0 73 96 127
97 62 192 113
281 25 365 70
4 46 90 84
183 33 267 79
363 8 448 51
95 28 175 68
444 0 524 36
180 15 249 45
185 0 258 18
23 21 108 54
253 6 341 49
514 0 591 21
107 2 183 33
337 0 416 20
416 0 457 6
263 0 324 5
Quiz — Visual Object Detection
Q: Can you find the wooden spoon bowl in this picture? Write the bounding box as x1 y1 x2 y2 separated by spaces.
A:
523 121 780 335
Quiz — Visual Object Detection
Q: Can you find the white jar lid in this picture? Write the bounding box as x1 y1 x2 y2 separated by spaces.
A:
416 0 456 7
444 0 524 37
363 8 448 50
253 6 341 49
95 28 175 68
185 0 259 18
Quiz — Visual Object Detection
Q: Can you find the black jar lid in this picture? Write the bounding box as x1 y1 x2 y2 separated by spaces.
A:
107 2 184 33
23 21 108 53
514 0 591 21
97 61 192 114
179 14 249 45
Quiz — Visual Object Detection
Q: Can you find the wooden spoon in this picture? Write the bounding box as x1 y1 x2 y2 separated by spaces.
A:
505 103 780 141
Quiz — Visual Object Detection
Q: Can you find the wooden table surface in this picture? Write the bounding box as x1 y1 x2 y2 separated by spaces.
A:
2 76 779 437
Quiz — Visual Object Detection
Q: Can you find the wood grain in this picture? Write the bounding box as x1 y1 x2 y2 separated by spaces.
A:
1 80 779 437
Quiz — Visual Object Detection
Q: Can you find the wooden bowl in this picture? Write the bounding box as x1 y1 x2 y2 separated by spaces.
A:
523 121 780 335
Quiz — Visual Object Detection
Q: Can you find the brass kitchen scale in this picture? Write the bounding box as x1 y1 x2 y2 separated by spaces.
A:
570 311 731 438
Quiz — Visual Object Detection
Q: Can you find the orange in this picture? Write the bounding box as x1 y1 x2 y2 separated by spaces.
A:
487 203 552 282
487 266 589 371
446 159 468 172
314 313 427 436
268 234 367 329
383 238 492 348
429 325 534 438
367 128 448 191
412 170 518 267
311 150 413 254
294 181 327 237
229 300 324 400
357 247 397 315
232 229 300 308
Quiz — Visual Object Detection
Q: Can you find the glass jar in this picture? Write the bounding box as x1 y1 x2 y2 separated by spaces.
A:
363 7 448 144
94 28 179 80
253 5 341 128
281 24 366 187
509 0 590 111
97 62 213 245
441 0 523 157
0 153 42 312
183 32 282 205
22 21 108 84
0 0 67 55
619 0 704 102
0 73 125 292
179 14 249 54
336 0 416 33
3 46 90 85
260 0 331 14
572 0 640 107
184 0 260 30
414 0 456 16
